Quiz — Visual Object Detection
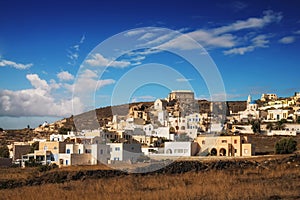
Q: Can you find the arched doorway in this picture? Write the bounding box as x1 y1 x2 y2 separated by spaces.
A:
210 148 217 156
219 148 226 156
166 149 172 154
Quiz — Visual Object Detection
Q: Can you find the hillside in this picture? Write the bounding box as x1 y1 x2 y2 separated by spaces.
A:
67 100 246 130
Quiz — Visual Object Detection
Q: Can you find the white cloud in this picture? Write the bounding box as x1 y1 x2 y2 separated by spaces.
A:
252 34 269 47
138 10 281 55
294 30 300 35
138 32 156 40
49 79 61 90
67 35 85 66
26 74 50 91
0 59 33 69
223 34 269 55
86 53 131 68
176 78 193 82
80 34 85 44
213 10 282 35
0 74 84 117
57 71 74 81
130 95 156 103
124 29 146 37
278 36 295 44
223 46 255 55
70 69 116 94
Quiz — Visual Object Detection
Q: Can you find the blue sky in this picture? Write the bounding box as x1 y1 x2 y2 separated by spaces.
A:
0 0 300 129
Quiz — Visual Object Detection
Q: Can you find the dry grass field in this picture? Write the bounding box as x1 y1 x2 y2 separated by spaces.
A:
1 155 300 200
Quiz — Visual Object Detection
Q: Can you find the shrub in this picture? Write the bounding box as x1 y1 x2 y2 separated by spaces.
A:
38 163 58 172
275 138 297 154
0 145 9 158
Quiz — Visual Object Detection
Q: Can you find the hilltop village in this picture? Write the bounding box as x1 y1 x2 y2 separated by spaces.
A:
1 90 300 167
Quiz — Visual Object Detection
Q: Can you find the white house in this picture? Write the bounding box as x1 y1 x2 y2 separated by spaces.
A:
157 110 169 126
164 141 199 156
154 99 168 111
265 109 290 122
57 143 110 166
154 127 172 139
143 124 154 136
266 130 297 136
107 143 142 163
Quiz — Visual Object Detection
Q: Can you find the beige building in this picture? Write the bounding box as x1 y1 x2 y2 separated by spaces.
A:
22 141 68 166
168 90 194 102
261 93 278 101
195 135 254 157
265 109 291 122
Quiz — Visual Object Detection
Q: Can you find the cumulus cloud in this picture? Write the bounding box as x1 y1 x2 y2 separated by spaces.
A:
86 53 131 68
57 71 74 81
0 59 33 69
278 36 295 44
69 69 115 94
26 74 50 91
0 74 84 117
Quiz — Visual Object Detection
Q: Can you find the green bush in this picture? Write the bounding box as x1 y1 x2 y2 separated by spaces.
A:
275 138 297 154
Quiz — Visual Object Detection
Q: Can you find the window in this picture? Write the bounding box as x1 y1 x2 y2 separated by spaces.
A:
234 140 237 144
221 140 227 143
85 149 91 154
66 149 70 154
100 149 103 154
115 147 120 151
174 149 184 154
114 157 119 161
235 149 237 153
244 149 248 154
202 140 205 145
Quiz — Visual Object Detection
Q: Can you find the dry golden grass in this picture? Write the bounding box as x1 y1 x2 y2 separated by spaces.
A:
1 164 300 200
0 167 34 180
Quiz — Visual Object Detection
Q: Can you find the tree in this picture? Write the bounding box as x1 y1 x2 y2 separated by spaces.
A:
274 120 286 130
275 138 297 154
266 123 275 131
58 127 71 135
251 120 261 134
297 116 300 124
30 141 39 153
0 128 3 132
0 145 9 158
